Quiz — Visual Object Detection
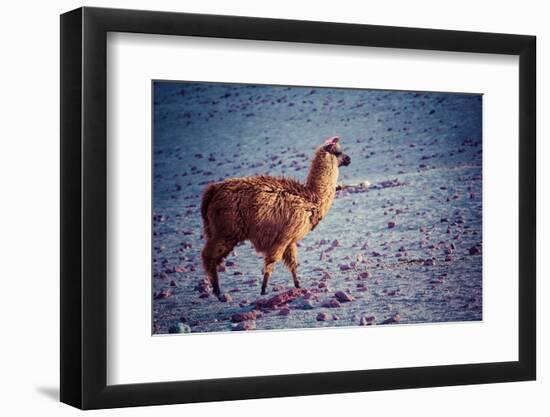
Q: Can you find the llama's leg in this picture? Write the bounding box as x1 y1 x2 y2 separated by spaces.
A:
201 239 221 296
261 250 284 295
261 262 275 295
201 238 235 297
283 242 300 289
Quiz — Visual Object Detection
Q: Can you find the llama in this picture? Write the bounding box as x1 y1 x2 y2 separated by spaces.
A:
200 136 351 298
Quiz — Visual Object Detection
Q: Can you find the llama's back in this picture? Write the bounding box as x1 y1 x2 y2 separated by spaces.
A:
201 175 317 252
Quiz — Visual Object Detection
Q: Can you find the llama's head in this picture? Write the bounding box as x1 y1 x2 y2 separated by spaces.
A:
322 136 351 167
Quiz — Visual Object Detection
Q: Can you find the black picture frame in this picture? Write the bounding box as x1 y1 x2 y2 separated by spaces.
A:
60 6 536 410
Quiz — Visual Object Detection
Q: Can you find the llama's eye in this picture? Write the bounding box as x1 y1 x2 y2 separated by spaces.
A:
333 151 342 156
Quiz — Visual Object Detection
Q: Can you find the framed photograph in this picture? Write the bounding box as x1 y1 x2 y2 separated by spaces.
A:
60 6 536 409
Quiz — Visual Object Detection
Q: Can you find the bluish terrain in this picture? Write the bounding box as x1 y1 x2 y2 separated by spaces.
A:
152 81 482 334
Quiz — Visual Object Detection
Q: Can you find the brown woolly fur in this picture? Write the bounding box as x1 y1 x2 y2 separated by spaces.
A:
200 136 351 297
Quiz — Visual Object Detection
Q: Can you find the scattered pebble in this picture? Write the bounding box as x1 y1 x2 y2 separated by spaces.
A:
218 293 233 303
298 300 315 310
154 289 173 299
232 321 256 331
255 288 310 309
322 299 341 308
469 245 482 255
316 313 329 321
334 291 354 303
278 307 291 316
358 271 370 279
168 322 191 333
359 315 375 326
382 313 401 324
231 311 257 323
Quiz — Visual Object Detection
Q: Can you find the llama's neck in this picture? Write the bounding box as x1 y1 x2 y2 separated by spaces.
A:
305 150 339 219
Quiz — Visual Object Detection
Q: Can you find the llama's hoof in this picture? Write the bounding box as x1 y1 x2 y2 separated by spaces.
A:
294 283 301 289
260 289 267 296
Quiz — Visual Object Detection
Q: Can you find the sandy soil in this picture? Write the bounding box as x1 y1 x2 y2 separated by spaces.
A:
152 81 482 334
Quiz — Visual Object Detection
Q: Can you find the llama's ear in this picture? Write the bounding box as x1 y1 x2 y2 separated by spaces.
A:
324 136 340 146
323 136 339 150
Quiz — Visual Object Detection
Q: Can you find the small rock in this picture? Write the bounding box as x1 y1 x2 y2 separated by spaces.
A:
278 307 291 316
299 300 315 310
154 288 173 299
359 315 376 326
195 279 210 293
388 221 396 229
469 246 482 255
322 299 341 308
358 271 370 279
303 292 314 300
334 291 354 303
316 312 329 321
382 313 401 324
218 293 232 303
255 288 309 309
168 323 191 333
231 311 257 323
232 321 256 331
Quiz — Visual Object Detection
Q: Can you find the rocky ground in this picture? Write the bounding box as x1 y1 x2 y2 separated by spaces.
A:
152 81 482 334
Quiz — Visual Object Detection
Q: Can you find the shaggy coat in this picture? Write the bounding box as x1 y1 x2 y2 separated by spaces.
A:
200 136 351 297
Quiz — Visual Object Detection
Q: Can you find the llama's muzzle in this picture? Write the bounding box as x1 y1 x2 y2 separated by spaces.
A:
340 154 351 166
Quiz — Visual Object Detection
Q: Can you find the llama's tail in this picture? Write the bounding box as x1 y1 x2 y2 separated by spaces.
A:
200 183 219 239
